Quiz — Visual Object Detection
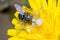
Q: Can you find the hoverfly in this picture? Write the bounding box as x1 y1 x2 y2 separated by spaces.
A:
14 4 42 30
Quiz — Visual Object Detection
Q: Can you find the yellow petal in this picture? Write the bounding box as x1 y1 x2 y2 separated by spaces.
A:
25 33 44 40
41 0 48 9
28 0 41 11
14 11 19 18
18 31 27 38
12 18 19 25
8 36 25 40
57 0 60 10
48 0 56 10
15 23 24 29
18 30 44 40
22 6 34 16
7 29 17 36
25 24 33 33
35 0 42 9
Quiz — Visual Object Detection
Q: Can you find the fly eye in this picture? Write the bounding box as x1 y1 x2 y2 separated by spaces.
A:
18 14 24 20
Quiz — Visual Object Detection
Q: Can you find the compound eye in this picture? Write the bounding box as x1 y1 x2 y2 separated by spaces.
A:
18 14 24 20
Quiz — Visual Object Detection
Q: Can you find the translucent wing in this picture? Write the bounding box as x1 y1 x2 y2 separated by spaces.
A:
32 18 42 26
14 4 24 14
32 9 42 26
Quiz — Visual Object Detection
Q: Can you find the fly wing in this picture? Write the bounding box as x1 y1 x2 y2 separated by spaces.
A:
32 9 42 26
14 4 24 14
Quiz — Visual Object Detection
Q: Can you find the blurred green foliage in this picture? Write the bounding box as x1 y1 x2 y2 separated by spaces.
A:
19 0 30 7
0 0 10 11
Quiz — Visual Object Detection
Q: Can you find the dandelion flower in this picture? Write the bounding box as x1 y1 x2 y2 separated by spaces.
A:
7 0 60 40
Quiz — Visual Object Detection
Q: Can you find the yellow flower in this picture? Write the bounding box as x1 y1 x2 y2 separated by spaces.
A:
7 0 60 40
